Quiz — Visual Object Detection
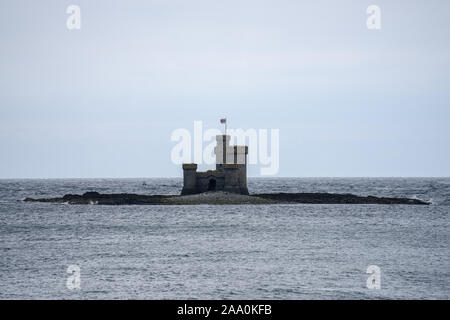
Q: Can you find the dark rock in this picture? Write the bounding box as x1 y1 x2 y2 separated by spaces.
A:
253 192 429 205
82 192 101 198
23 191 429 205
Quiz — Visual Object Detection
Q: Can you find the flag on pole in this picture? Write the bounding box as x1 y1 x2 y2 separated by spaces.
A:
220 118 227 134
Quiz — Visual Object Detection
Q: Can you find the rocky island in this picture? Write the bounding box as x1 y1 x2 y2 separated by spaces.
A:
24 191 428 205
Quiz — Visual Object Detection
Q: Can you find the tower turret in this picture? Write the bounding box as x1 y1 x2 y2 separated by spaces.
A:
181 163 197 195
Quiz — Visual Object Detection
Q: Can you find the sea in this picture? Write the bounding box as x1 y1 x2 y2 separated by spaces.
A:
0 178 448 299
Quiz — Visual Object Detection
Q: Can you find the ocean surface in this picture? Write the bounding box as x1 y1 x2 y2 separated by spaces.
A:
0 178 449 299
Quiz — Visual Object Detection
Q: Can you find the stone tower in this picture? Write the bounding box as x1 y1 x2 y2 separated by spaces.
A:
181 135 249 195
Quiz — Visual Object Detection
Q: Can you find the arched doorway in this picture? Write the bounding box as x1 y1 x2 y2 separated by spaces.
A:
208 178 216 191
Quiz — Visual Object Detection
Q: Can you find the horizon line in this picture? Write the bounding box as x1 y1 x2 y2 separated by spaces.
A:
0 176 449 180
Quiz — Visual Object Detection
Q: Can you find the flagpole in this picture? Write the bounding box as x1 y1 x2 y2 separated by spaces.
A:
220 117 227 135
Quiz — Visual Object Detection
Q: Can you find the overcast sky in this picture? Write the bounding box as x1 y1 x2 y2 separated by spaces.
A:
0 0 449 178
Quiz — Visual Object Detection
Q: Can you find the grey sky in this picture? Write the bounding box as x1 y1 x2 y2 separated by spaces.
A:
0 0 449 178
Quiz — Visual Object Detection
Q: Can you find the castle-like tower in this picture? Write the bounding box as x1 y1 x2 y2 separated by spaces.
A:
181 135 249 195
